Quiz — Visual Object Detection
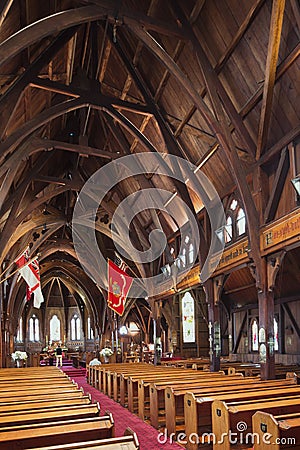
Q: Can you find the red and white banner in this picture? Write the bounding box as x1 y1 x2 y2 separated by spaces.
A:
15 248 44 309
107 259 133 316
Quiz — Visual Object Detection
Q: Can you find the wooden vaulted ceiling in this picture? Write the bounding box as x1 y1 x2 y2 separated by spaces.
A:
0 0 299 316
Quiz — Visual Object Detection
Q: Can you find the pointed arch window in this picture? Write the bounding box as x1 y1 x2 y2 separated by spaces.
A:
181 292 195 343
274 317 279 351
225 216 233 243
87 317 94 340
71 314 81 340
29 315 40 342
252 318 258 351
188 243 194 265
50 315 61 342
237 208 246 236
16 317 23 342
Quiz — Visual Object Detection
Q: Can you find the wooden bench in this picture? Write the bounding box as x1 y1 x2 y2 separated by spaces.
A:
0 395 91 412
0 389 85 403
0 382 79 395
0 378 75 389
0 414 115 449
164 377 287 435
252 411 300 449
166 378 298 436
28 428 140 450
124 369 230 417
133 371 233 416
184 378 299 450
212 394 300 450
148 374 249 428
0 403 101 428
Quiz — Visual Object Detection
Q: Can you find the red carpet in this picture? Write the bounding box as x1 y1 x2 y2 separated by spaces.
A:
67 373 183 450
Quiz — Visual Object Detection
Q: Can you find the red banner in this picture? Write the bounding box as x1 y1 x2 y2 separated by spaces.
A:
107 259 133 316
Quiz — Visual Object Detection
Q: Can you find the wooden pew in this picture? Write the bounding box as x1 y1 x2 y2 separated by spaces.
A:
166 378 299 436
128 370 232 414
0 403 101 427
0 382 78 394
0 369 70 384
148 374 249 428
0 395 91 412
0 378 75 389
0 389 85 403
27 428 140 450
132 371 233 416
184 378 299 450
0 385 78 401
0 414 115 449
124 368 228 411
252 411 300 449
212 395 300 450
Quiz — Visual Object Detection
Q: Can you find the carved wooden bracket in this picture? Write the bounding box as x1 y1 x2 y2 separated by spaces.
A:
213 275 225 305
267 251 286 291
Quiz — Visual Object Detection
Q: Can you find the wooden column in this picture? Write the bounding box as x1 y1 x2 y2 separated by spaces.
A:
153 301 162 365
204 276 224 372
258 252 285 379
258 284 275 380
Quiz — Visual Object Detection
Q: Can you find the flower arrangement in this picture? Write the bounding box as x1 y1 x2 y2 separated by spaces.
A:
11 351 28 361
100 347 113 358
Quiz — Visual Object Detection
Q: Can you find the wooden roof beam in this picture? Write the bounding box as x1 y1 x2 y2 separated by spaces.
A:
258 123 300 166
172 1 256 159
256 0 286 159
174 0 264 138
0 0 13 28
0 4 186 70
0 97 86 165
80 0 188 39
291 0 300 30
31 77 150 114
175 30 299 166
0 26 79 139
120 0 158 101
103 42 210 264
128 20 262 288
241 42 299 118
264 148 290 223
153 0 206 107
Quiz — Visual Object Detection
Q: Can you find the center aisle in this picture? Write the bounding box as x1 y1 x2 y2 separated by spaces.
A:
66 371 183 450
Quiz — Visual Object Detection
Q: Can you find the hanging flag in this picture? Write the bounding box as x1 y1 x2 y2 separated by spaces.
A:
107 259 133 316
15 249 44 309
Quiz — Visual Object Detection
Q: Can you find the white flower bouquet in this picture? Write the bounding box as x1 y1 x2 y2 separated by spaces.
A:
12 351 28 361
100 347 113 357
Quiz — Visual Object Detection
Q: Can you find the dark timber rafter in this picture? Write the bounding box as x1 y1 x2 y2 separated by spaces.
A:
264 148 290 223
0 0 13 28
31 77 150 115
111 35 210 264
0 4 186 71
129 22 262 290
173 0 265 146
256 0 286 159
0 26 80 139
172 2 256 159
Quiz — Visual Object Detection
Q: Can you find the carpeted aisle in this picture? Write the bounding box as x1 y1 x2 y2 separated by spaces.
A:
65 370 183 450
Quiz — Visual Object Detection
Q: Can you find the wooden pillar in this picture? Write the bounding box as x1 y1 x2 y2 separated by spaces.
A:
258 285 275 380
153 301 162 366
204 276 224 372
258 252 285 379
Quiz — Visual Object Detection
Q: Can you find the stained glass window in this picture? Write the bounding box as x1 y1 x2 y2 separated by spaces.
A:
182 292 195 343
